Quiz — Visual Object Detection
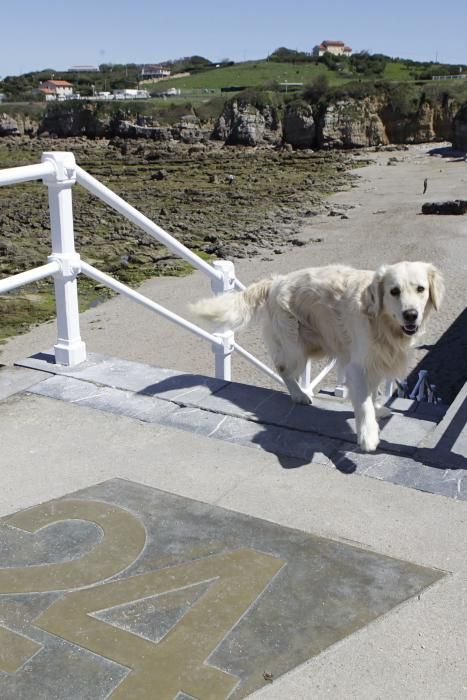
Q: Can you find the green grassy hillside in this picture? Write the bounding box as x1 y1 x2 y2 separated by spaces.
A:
145 56 467 97
2 52 466 103
148 61 339 91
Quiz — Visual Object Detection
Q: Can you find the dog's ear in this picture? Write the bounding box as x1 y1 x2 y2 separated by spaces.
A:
427 264 444 311
363 266 386 317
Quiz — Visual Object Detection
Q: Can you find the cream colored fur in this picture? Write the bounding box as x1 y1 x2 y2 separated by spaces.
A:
192 261 444 452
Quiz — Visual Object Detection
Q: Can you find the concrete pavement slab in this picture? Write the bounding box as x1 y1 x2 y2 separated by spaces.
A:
0 392 466 699
0 478 443 699
0 365 49 401
20 353 466 499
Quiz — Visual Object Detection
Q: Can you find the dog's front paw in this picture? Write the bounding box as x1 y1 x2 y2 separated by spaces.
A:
291 390 313 406
358 423 380 452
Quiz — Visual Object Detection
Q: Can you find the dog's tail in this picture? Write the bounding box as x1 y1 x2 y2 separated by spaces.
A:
190 278 272 331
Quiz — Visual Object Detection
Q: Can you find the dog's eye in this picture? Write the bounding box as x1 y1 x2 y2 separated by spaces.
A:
417 285 425 293
390 288 400 297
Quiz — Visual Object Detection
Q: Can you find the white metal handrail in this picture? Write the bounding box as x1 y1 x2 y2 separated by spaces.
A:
0 160 55 187
80 260 222 348
0 151 337 395
0 261 61 295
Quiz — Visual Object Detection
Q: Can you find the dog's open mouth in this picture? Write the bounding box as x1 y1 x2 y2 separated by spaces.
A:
401 324 418 336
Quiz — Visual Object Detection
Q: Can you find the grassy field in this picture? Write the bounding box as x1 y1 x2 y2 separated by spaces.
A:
144 57 467 96
146 61 342 91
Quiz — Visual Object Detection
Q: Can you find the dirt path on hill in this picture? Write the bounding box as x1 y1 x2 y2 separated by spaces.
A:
2 142 467 402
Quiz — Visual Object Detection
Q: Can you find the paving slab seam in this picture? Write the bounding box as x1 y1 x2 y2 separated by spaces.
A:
24 375 427 460
14 352 467 499
25 377 467 501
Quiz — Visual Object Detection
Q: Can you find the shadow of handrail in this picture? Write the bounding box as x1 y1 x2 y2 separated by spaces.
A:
407 307 467 405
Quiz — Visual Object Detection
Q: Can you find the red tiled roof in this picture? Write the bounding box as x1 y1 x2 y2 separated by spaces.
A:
38 87 55 94
44 80 73 87
322 40 345 47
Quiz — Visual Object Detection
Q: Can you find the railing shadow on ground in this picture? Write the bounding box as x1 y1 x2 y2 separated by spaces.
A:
333 434 467 474
137 373 356 470
407 307 467 406
136 373 467 473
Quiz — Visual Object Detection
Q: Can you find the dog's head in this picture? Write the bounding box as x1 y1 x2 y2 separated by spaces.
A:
364 261 444 337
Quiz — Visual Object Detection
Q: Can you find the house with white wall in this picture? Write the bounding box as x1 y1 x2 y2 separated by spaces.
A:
37 79 74 101
113 88 149 100
313 41 352 57
140 65 171 79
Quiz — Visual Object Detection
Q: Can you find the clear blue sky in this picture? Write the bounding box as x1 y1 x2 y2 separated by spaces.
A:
2 0 466 78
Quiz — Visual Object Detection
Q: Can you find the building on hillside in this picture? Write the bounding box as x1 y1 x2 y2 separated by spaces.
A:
140 64 171 79
68 65 99 72
313 40 352 57
36 79 74 101
113 88 149 100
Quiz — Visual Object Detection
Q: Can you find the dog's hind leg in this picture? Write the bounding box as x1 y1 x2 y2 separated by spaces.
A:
263 312 312 404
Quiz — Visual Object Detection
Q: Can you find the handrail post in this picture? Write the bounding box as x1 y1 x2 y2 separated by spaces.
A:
334 362 348 398
211 260 235 381
41 152 86 366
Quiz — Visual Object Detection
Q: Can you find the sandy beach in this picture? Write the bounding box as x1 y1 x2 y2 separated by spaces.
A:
2 142 467 401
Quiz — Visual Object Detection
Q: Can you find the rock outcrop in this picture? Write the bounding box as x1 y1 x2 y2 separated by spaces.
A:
422 200 467 215
319 98 388 149
213 94 464 150
382 101 435 144
452 104 467 150
212 98 282 146
283 103 316 148
39 105 110 137
113 119 173 140
1 90 466 150
0 114 20 136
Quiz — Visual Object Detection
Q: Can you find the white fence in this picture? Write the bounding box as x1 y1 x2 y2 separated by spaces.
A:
0 152 339 396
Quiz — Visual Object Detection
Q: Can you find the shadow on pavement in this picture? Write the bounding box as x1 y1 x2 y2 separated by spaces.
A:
407 307 467 405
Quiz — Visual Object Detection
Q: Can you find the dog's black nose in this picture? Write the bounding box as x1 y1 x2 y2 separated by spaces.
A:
403 309 418 323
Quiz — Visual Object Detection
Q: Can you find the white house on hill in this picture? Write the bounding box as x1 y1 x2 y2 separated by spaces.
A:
313 40 352 57
37 79 74 101
140 64 171 79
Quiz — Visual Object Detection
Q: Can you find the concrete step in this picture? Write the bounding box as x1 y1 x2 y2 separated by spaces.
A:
415 380 467 470
0 364 50 401
13 350 466 501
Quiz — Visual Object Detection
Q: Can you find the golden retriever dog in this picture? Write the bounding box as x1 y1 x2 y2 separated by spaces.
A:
192 261 444 452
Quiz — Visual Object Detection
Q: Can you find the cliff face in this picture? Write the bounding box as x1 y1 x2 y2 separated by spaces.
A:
1 92 465 150
381 100 456 144
212 98 282 146
39 105 111 137
213 95 462 149
318 98 388 149
452 104 467 149
283 103 316 148
0 112 38 136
